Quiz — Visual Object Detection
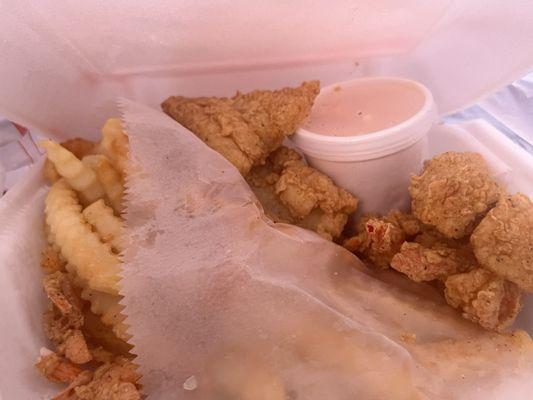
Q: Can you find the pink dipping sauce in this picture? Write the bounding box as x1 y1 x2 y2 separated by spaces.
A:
303 80 426 137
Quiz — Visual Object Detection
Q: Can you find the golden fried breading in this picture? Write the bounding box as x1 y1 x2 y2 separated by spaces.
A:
74 357 141 400
61 138 97 160
41 245 66 273
162 81 320 175
247 146 357 240
343 211 419 268
444 268 522 331
470 193 533 292
409 152 501 239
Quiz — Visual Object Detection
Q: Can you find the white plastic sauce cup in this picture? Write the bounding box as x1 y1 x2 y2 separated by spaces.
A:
291 77 437 216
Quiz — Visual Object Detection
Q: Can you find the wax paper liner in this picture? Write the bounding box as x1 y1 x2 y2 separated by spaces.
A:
116 98 533 400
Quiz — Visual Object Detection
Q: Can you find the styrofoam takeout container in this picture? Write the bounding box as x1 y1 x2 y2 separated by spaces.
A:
292 77 437 215
1 1 533 399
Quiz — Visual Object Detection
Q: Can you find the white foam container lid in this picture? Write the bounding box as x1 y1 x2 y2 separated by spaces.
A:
0 1 532 398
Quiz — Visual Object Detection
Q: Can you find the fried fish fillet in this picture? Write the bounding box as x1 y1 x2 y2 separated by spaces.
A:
162 81 320 175
247 146 357 241
444 268 522 331
390 229 477 282
470 193 533 292
409 152 501 239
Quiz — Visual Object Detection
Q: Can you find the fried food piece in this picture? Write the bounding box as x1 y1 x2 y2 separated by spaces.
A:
59 330 93 365
45 179 121 295
97 118 129 177
43 271 84 327
162 81 320 175
343 211 419 268
43 159 61 183
37 352 140 400
391 242 469 282
83 199 124 252
384 209 422 237
470 193 533 292
61 138 96 160
40 140 106 205
41 245 66 273
73 357 141 400
35 350 84 383
444 268 522 331
42 272 92 364
53 371 93 400
344 217 405 268
82 155 124 214
409 152 501 239
390 229 478 282
247 146 357 240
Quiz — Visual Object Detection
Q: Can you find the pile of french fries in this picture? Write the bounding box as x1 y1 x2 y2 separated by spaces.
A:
37 118 138 398
42 118 129 340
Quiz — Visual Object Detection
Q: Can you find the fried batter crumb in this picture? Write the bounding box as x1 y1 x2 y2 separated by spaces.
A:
400 333 417 343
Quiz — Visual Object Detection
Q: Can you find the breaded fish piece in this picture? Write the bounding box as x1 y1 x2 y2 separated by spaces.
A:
470 193 533 292
162 81 320 175
409 152 501 239
444 268 522 331
343 211 420 268
391 242 474 283
247 146 357 241
42 272 92 364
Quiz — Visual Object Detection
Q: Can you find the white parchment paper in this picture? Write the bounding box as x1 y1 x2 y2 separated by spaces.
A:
118 99 533 400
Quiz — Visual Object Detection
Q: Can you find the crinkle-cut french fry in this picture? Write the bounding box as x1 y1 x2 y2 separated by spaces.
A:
45 179 120 295
97 118 129 177
81 288 130 341
82 155 124 214
61 138 96 160
40 140 106 205
43 159 60 183
83 199 124 252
